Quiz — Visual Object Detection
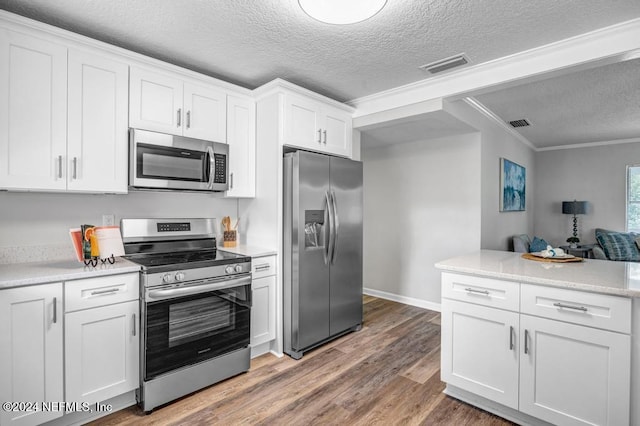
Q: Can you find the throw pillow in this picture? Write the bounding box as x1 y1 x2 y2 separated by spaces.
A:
595 228 640 261
529 236 549 252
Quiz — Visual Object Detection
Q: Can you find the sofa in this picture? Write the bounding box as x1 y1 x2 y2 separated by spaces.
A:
592 228 640 261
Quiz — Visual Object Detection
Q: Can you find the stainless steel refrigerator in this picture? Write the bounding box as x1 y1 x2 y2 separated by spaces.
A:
283 150 363 359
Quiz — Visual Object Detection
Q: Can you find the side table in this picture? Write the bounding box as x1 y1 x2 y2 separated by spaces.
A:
559 244 595 259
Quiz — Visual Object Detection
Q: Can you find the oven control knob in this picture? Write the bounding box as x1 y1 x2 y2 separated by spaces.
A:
225 265 234 274
175 272 185 282
234 265 243 273
162 273 173 283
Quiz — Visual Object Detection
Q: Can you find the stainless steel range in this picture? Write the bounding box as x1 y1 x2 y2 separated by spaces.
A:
121 218 251 413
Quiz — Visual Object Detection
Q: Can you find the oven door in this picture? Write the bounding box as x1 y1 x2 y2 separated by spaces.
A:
129 128 228 191
143 274 251 380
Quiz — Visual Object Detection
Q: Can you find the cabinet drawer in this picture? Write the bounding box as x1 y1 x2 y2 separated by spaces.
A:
442 272 519 312
520 283 631 333
65 273 139 312
252 255 276 279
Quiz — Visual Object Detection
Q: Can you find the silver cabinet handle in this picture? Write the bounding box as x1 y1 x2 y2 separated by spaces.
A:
524 329 530 354
72 157 77 180
132 314 136 336
57 155 63 178
323 129 327 144
553 302 588 312
91 288 119 296
255 264 271 271
230 172 234 189
509 326 514 350
317 129 322 144
186 110 191 128
464 287 490 295
177 108 182 127
53 297 57 324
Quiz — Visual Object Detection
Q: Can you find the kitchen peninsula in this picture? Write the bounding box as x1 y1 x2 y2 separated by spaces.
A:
436 250 640 426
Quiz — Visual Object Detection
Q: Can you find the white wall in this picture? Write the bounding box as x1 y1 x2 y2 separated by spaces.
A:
533 141 640 246
445 100 536 250
361 133 481 308
0 191 238 258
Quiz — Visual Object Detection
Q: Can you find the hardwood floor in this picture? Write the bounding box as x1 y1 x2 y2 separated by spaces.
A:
90 296 515 425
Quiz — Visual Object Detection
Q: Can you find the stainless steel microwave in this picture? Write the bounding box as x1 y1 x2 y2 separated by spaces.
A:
129 129 229 192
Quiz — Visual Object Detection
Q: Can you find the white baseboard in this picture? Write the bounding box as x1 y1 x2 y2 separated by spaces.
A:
363 287 441 312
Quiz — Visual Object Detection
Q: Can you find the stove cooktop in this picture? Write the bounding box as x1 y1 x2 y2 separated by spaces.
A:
124 249 250 273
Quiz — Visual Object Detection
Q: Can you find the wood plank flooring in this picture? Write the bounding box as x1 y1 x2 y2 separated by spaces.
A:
90 296 515 425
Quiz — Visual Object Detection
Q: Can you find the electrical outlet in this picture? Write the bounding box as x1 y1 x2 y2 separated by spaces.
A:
102 214 115 226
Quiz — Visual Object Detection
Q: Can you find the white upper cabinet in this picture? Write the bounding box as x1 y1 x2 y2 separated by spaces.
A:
0 29 129 193
0 29 68 191
226 94 256 197
283 91 352 158
130 67 227 143
67 48 129 193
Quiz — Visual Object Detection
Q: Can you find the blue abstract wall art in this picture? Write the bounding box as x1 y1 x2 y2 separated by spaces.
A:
500 158 526 212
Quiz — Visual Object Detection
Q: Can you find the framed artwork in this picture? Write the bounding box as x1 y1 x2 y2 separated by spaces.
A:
500 158 526 211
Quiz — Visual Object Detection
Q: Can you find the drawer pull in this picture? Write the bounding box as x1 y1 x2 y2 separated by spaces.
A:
553 302 588 312
255 264 271 271
91 288 119 296
464 287 490 295
509 326 514 350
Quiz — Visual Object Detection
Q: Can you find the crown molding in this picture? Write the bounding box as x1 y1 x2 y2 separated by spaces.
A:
537 137 640 152
461 98 536 151
348 18 640 117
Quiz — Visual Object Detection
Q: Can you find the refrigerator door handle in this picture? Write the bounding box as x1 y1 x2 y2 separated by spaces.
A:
330 190 339 264
325 191 334 265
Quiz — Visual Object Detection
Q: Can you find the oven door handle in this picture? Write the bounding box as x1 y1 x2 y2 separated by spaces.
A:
146 275 251 302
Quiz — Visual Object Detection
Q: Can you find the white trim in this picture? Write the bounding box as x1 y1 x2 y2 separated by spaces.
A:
252 78 355 112
537 137 640 152
0 10 253 96
348 18 640 117
461 98 536 150
363 287 441 312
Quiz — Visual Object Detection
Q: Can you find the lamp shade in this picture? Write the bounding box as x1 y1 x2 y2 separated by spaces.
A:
562 201 587 215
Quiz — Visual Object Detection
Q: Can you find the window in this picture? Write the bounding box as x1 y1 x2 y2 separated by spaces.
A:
627 166 640 232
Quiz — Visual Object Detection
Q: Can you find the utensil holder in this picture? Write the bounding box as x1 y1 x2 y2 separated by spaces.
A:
223 230 237 247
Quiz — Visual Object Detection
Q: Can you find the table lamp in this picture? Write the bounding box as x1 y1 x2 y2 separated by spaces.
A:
562 200 588 247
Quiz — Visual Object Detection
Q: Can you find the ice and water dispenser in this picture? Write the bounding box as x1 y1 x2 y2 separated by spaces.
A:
304 210 325 248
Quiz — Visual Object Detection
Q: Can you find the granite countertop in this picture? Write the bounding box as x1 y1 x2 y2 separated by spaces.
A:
0 258 141 290
219 244 277 258
435 250 640 297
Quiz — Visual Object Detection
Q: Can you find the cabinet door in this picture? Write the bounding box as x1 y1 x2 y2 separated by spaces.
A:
226 95 256 197
520 314 630 426
129 67 183 135
65 300 139 406
183 82 226 142
283 93 322 150
0 29 67 191
441 299 519 409
322 106 352 158
0 283 63 426
251 275 276 346
67 49 129 193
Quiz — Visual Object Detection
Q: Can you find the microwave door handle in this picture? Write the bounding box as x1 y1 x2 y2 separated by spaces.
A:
206 146 215 189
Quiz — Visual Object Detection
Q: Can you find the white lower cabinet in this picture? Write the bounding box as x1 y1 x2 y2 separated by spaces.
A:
250 255 277 354
0 283 64 426
65 300 139 406
441 299 519 409
441 272 631 426
64 274 140 407
519 314 630 426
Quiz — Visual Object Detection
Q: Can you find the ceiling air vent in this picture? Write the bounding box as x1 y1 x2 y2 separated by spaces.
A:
509 119 531 128
419 54 470 74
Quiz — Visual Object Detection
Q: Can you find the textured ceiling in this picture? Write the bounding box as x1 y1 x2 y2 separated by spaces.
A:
1 0 640 103
474 58 640 149
1 0 640 149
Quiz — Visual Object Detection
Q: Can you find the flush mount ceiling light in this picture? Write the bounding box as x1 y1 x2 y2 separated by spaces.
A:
298 0 387 25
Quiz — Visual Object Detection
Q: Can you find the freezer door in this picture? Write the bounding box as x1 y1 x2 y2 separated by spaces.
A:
286 151 331 351
329 156 363 335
